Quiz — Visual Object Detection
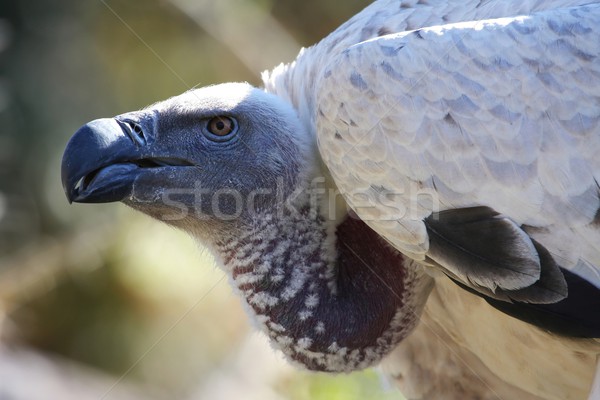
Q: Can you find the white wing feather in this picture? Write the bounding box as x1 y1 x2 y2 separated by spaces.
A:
315 4 600 285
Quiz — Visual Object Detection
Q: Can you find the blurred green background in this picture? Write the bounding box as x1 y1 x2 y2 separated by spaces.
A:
0 0 405 399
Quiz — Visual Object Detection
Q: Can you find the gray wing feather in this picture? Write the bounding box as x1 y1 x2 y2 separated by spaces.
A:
499 239 568 303
424 207 568 303
317 4 600 292
425 207 540 291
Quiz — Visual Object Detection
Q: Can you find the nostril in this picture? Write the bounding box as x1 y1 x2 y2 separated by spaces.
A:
117 119 147 146
127 121 146 144
132 123 144 139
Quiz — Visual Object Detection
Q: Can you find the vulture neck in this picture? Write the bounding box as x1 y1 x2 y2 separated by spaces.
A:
215 207 432 372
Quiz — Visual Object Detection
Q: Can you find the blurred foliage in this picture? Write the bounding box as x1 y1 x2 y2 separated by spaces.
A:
284 370 401 400
0 0 405 398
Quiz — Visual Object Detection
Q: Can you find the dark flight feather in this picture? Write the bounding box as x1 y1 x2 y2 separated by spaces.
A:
451 268 600 338
425 206 544 291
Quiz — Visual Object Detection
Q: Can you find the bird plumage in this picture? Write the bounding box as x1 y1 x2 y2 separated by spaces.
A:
384 276 600 399
61 0 600 398
314 2 600 269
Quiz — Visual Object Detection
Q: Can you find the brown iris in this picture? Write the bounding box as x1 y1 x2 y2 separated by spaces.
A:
207 116 235 136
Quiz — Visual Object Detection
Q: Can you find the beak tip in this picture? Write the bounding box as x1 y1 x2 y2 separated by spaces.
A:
65 188 74 204
61 152 77 204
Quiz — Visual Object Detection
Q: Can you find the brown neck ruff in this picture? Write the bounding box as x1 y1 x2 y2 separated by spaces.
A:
217 210 431 372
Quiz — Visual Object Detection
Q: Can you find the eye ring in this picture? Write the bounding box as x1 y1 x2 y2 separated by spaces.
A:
205 116 237 140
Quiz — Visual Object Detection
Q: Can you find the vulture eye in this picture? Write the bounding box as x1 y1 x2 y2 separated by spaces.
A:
206 116 237 140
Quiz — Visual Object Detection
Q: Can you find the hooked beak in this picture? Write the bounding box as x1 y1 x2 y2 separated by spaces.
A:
62 118 145 203
61 117 192 204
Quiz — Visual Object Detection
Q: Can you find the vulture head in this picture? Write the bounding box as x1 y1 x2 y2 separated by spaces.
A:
63 84 306 237
61 82 433 372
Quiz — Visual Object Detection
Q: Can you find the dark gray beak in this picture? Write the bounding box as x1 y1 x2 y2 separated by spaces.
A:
61 118 143 203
